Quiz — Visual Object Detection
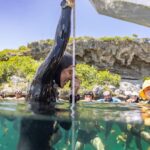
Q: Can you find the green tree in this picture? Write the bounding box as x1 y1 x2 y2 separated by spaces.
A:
76 64 121 91
96 70 121 86
76 64 98 90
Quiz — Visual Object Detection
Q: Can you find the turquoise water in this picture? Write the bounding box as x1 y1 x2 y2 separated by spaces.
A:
0 100 150 150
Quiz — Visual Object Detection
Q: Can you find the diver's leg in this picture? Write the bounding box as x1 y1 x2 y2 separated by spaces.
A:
50 122 62 145
75 141 84 150
105 121 113 140
135 136 143 150
91 137 105 150
124 132 132 150
17 119 55 150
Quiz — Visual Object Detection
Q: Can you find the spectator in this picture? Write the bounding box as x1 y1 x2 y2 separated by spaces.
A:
139 80 150 103
15 90 25 100
126 91 139 103
83 91 95 102
0 92 4 100
97 90 121 103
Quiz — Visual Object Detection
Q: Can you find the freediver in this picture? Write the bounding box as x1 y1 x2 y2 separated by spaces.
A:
18 1 79 150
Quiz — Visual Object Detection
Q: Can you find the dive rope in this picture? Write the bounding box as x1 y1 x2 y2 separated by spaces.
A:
71 0 76 149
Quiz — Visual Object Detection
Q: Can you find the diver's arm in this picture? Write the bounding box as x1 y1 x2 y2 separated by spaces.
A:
35 0 72 83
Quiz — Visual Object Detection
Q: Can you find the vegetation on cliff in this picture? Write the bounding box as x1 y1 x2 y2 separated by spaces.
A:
0 56 40 83
0 47 121 91
76 64 120 90
1 35 149 90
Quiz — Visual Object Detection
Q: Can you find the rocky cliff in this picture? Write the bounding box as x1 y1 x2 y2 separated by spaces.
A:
27 37 150 81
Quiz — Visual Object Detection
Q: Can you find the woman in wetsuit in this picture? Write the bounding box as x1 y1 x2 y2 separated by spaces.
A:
27 0 79 109
18 1 77 150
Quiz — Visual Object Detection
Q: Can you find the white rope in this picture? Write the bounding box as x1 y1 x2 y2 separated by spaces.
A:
71 1 76 150
71 1 76 111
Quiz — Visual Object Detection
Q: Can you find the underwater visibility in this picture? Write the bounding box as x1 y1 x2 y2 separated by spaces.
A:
0 100 150 150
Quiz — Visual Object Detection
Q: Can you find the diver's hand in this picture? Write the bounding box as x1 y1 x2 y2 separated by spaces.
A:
70 77 80 94
69 78 80 103
66 0 75 8
74 77 80 94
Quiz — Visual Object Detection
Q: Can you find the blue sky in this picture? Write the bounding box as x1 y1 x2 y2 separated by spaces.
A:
0 0 150 50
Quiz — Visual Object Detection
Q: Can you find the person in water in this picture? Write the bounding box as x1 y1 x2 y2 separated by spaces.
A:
27 0 80 110
139 79 150 103
18 1 77 150
126 91 139 103
97 90 121 103
80 91 95 102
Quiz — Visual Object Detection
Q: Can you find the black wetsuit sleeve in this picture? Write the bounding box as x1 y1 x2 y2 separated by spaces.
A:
35 2 72 84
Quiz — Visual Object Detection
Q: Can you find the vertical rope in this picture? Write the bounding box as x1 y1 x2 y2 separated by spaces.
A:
71 1 76 150
71 0 76 110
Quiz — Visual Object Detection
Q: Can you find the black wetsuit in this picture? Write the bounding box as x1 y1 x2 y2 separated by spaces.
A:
18 1 72 150
27 0 72 106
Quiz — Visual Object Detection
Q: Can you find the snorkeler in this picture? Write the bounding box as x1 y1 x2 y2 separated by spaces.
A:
18 1 77 150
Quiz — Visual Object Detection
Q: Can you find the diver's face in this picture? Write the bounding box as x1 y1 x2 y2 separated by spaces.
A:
60 65 73 88
144 87 150 100
104 95 112 101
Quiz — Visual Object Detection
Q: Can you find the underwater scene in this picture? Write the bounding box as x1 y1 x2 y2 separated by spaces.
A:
0 100 150 150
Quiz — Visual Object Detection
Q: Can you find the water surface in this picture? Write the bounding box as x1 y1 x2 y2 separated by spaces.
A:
0 100 150 150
